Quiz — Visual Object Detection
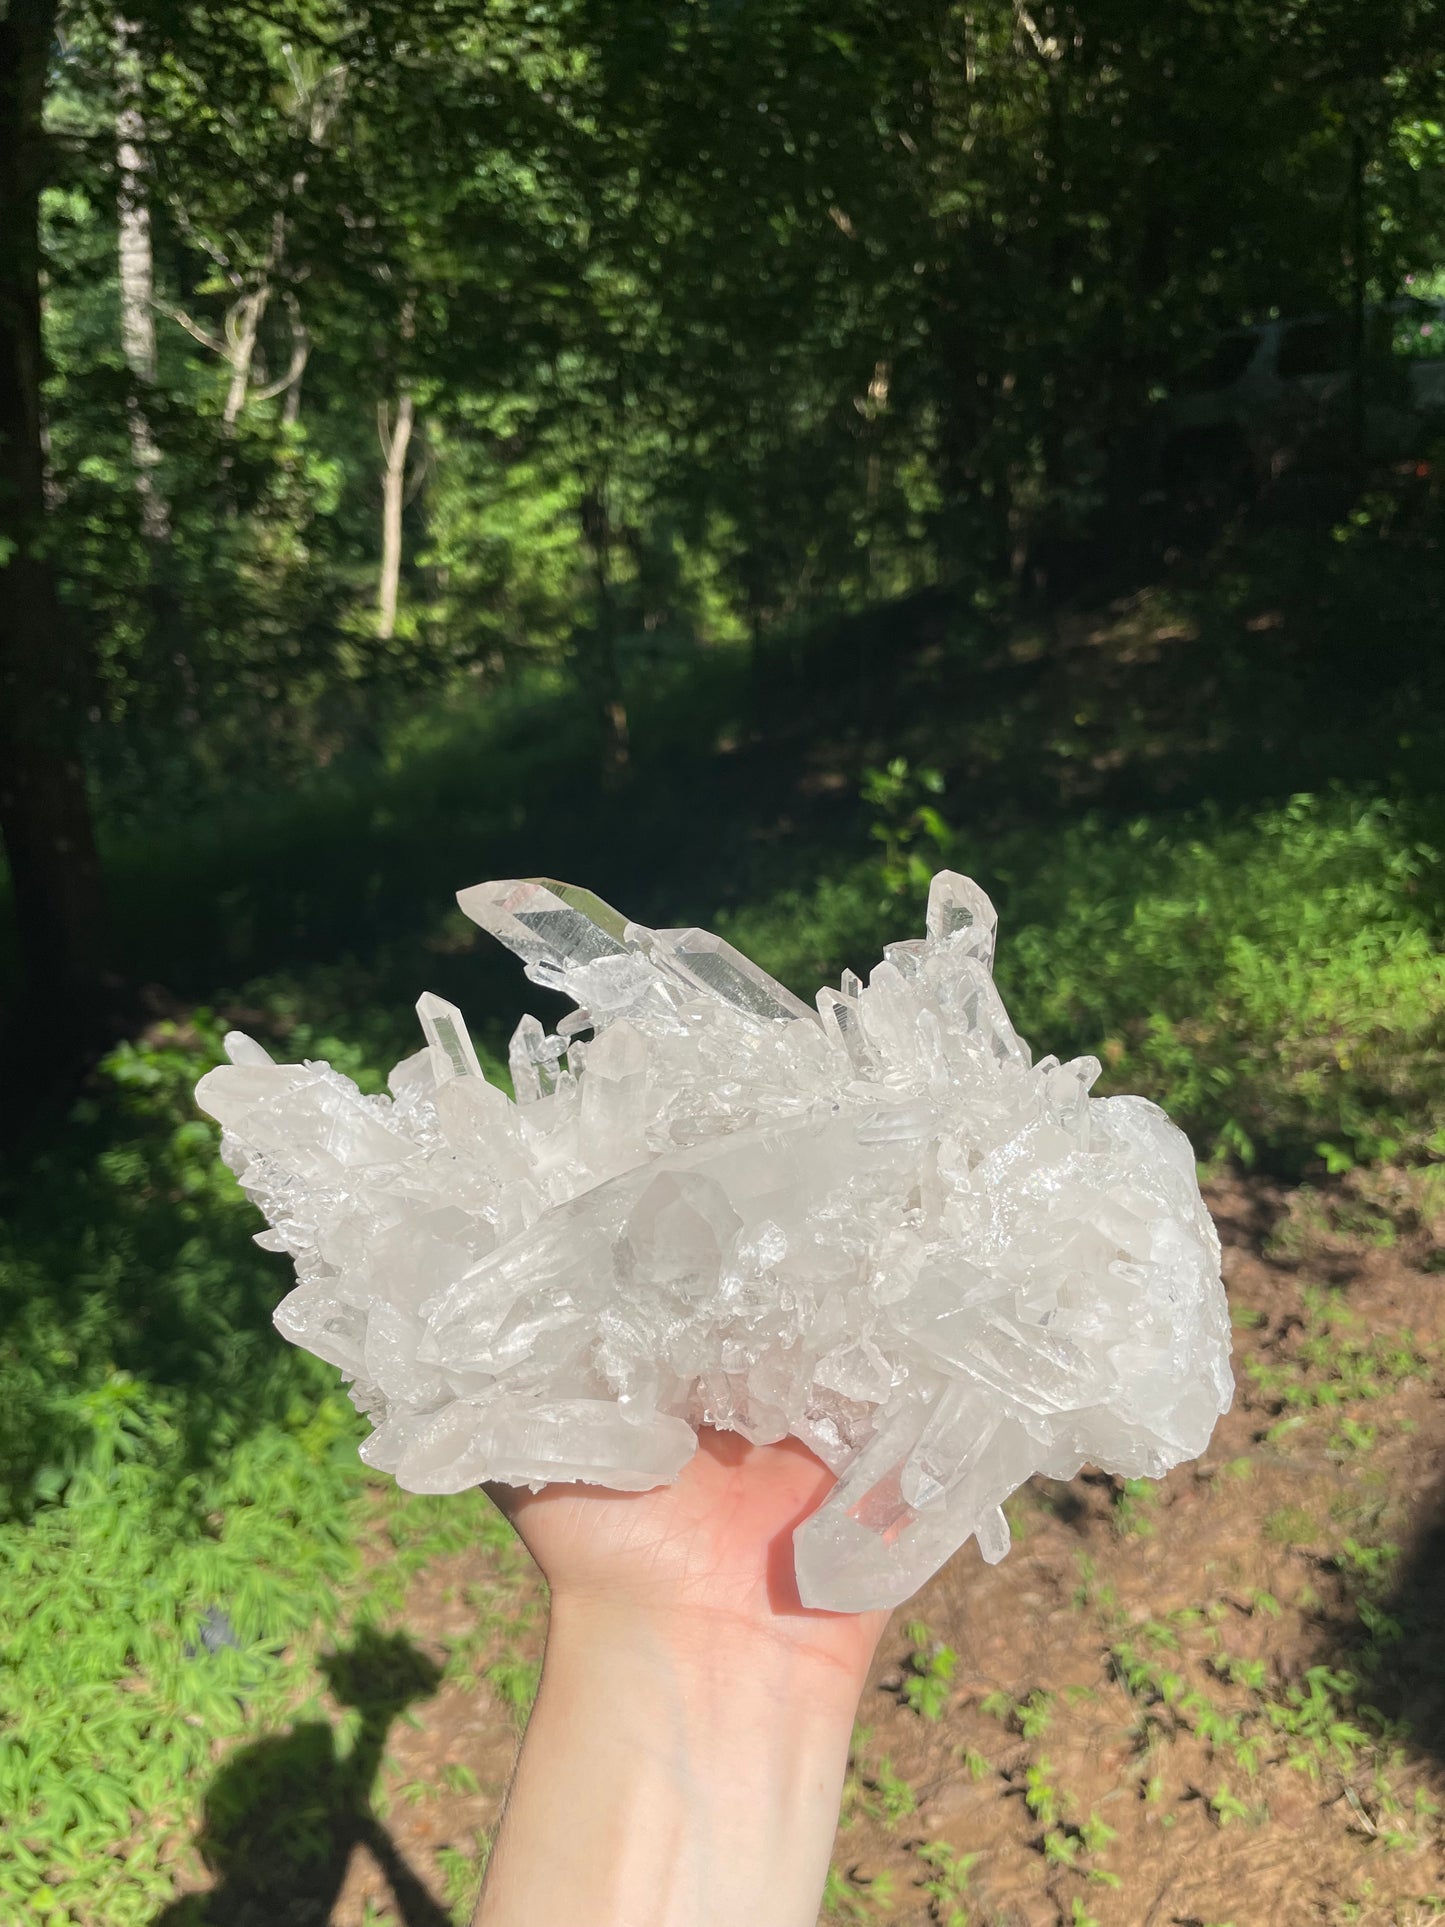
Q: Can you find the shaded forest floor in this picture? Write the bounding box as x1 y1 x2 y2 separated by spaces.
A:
153 1166 1445 1927
57 515 1445 1049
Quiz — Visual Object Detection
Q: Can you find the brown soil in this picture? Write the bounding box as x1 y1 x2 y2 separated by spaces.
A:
175 1172 1445 1927
827 1173 1445 1927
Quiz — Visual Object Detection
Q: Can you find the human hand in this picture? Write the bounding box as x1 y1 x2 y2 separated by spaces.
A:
487 1425 887 1686
475 1429 891 1927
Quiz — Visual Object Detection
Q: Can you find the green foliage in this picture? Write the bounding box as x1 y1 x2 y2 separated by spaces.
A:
13 0 1445 839
1024 1758 1062 1829
0 1014 377 1513
901 1620 959 1721
1263 1667 1375 1775
915 1840 980 1927
1112 1477 1159 1538
1208 1785 1258 1827
728 782 1445 1173
1110 1635 1266 1774
485 1654 542 1725
961 789 1445 1171
437 1834 492 1925
980 1688 1054 1741
868 1757 918 1828
1248 1287 1430 1430
823 1864 896 1922
1106 1537 1422 1801
0 1013 457 1920
863 760 949 899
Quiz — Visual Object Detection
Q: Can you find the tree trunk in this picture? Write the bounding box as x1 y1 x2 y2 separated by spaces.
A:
222 284 270 428
0 0 112 1028
217 52 344 432
376 390 415 640
112 8 193 715
173 63 341 451
280 293 309 427
113 12 168 543
218 204 288 438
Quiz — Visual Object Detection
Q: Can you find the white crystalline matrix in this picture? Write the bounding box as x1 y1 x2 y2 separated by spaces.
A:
195 873 1233 1611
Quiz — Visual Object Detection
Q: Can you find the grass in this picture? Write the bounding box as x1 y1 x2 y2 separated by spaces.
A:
3 518 1445 1919
1247 1287 1432 1452
724 784 1445 1172
0 1013 526 1920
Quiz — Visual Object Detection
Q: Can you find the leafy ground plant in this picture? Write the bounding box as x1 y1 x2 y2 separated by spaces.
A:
915 1839 981 1926
902 1621 960 1721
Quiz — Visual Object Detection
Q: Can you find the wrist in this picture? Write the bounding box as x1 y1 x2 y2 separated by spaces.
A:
543 1587 882 1714
476 1592 867 1927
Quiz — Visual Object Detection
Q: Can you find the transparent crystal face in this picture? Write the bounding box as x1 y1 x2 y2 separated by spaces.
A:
195 868 1233 1611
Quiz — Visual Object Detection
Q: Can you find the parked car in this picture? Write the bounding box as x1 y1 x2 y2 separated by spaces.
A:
1157 297 1445 504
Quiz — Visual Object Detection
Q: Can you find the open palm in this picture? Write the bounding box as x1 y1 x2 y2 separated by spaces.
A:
488 1429 888 1679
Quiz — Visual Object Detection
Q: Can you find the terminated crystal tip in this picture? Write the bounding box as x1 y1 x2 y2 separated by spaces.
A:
926 870 998 967
456 877 631 982
417 991 483 1083
223 1031 274 1067
197 872 1233 1612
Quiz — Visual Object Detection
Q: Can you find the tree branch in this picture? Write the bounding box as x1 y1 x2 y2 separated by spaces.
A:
160 303 225 354
248 323 309 401
1014 2 1060 62
163 194 243 287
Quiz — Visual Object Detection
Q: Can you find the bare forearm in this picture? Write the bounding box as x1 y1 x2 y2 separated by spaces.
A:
473 1598 865 1927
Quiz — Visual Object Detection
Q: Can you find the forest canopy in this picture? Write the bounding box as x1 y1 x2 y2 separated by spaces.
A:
2 0 1444 1030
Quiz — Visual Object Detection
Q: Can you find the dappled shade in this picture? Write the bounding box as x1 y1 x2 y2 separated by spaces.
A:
1340 1491 1445 1769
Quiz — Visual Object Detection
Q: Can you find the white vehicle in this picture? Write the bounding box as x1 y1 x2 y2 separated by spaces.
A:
1159 297 1445 500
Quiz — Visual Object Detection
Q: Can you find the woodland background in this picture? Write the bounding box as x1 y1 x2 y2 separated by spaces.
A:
1 3 1444 1923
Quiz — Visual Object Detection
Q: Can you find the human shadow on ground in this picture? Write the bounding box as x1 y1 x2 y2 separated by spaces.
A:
152 1627 453 1927
1355 1487 1445 1769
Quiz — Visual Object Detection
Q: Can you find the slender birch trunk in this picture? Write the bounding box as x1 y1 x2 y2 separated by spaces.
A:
221 222 282 430
165 61 338 453
377 390 415 639
281 294 309 427
114 13 168 541
219 64 340 429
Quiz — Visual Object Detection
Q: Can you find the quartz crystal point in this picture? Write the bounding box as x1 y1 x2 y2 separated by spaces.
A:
195 871 1233 1612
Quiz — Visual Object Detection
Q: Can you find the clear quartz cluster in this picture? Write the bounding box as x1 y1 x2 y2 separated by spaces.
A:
196 873 1233 1611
